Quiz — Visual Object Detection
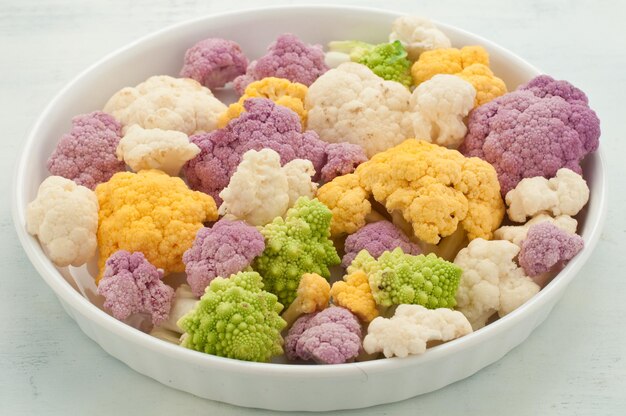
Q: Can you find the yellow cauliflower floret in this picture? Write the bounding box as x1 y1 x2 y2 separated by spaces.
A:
330 271 379 323
411 46 506 106
218 77 308 128
457 64 507 106
316 173 371 236
95 169 218 282
318 139 505 245
281 273 331 326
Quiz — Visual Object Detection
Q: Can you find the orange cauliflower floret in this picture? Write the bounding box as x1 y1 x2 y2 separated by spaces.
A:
316 173 372 235
95 169 218 282
281 273 331 326
218 77 308 128
317 139 504 245
411 46 506 106
330 270 379 323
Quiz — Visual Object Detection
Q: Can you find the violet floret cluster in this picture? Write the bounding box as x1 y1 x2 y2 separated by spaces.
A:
98 250 174 325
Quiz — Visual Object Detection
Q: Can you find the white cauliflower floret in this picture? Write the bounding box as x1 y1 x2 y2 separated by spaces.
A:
104 75 227 135
505 168 589 222
116 125 200 176
155 284 197 334
324 51 351 69
363 304 472 358
281 158 317 206
494 213 578 246
26 176 99 267
454 238 539 329
218 149 317 226
305 62 413 158
389 16 452 61
410 74 476 148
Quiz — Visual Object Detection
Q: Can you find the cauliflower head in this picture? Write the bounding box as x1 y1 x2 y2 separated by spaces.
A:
103 75 226 135
330 270 379 323
460 75 600 195
95 169 218 281
178 271 286 362
518 222 584 278
46 111 125 190
349 248 462 308
97 250 174 325
410 74 476 148
505 168 589 222
180 38 248 89
218 149 317 226
26 176 99 267
183 220 265 297
116 125 200 176
318 139 505 244
284 307 361 364
305 62 413 158
389 15 452 61
252 197 340 307
494 213 578 246
453 238 539 329
233 33 328 94
411 46 506 106
219 77 308 128
316 173 372 235
363 304 472 358
182 98 327 203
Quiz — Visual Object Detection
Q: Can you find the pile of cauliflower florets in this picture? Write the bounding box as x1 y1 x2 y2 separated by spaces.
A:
26 15 600 364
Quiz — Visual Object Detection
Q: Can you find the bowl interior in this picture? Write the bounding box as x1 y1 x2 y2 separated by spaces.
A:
12 5 604 370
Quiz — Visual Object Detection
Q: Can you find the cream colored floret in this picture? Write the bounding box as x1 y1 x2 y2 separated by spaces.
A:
410 74 476 148
116 125 200 176
389 16 452 60
218 149 317 226
305 63 413 158
453 238 539 329
104 75 226 135
26 176 99 267
505 168 589 222
363 304 472 358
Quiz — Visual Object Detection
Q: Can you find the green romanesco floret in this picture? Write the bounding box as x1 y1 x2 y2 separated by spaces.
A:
328 40 412 87
253 197 341 308
177 271 286 362
347 248 462 308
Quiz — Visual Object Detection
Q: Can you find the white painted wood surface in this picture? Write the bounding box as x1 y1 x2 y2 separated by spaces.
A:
1 0 624 414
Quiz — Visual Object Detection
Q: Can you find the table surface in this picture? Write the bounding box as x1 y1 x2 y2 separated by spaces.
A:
2 0 625 414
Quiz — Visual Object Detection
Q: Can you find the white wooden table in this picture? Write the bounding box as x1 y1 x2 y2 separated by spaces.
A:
2 0 624 414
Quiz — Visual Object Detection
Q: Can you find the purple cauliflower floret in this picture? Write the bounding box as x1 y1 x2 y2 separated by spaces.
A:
341 221 422 267
47 111 125 190
232 61 257 94
460 75 600 195
182 98 328 202
285 307 361 364
182 219 265 297
180 38 248 89
320 142 368 183
233 33 328 95
518 222 584 281
97 250 174 326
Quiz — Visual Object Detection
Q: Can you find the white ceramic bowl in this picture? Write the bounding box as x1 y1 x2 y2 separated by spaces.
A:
12 5 606 411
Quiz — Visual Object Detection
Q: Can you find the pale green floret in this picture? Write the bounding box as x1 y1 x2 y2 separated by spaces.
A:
328 40 412 87
177 271 286 362
253 197 340 308
348 248 462 308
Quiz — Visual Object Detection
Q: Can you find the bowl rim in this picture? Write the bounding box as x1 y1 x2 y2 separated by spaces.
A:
11 3 607 375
